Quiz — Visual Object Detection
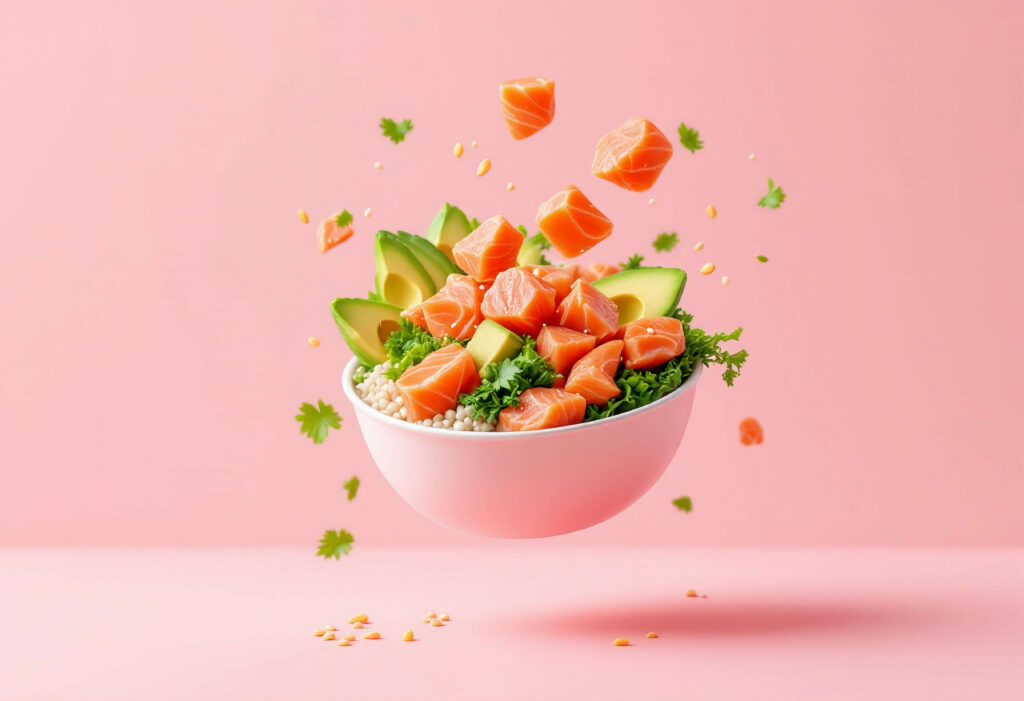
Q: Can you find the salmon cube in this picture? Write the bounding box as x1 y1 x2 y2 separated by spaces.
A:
318 212 355 253
578 263 620 283
497 388 586 432
621 317 686 370
536 326 596 377
452 215 524 282
565 341 623 405
500 77 556 140
481 268 557 337
520 264 578 304
401 303 428 329
395 344 481 422
420 274 484 340
556 279 619 342
535 185 613 258
592 118 674 192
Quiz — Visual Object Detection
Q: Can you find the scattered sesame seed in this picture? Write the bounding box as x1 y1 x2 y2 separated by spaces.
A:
313 629 326 637
426 611 437 618
454 142 464 158
374 161 383 170
694 241 705 251
308 337 320 347
297 209 309 224
324 625 337 631
646 632 659 639
686 589 698 597
343 634 355 641
646 327 654 334
363 208 372 218
430 619 444 627
440 614 450 621
705 205 717 219
648 198 656 206
337 640 351 646
476 158 491 176
403 630 415 642
507 182 515 191
721 275 731 286
349 614 368 624
471 140 479 148
363 632 381 640
353 622 364 629
479 284 485 290
749 153 756 160
700 263 715 275
323 632 336 641
612 638 630 646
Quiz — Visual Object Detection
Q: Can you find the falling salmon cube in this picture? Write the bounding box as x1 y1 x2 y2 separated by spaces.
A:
497 387 586 432
565 340 623 405
481 267 557 337
318 211 355 253
420 274 485 340
395 344 481 422
452 215 525 282
578 263 620 283
592 118 674 192
621 317 686 370
536 326 596 377
739 417 764 445
556 279 619 342
535 185 613 258
500 77 556 140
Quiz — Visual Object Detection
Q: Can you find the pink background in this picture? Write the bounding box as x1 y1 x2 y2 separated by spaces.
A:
1 0 1021 547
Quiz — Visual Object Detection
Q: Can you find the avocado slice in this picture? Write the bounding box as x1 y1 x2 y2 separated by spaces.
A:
330 297 404 366
393 230 464 290
516 230 552 266
592 267 687 325
466 319 524 371
374 232 437 308
425 203 473 262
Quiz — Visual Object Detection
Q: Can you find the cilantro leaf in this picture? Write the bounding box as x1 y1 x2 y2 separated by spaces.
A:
343 476 360 501
317 529 354 559
367 290 383 302
382 320 464 380
295 400 342 444
335 210 353 228
469 217 481 230
652 232 679 252
620 253 645 270
757 178 786 208
677 122 704 154
460 338 556 422
672 496 693 513
757 255 769 263
380 118 414 144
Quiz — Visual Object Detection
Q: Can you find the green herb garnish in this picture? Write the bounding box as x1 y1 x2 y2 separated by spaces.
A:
653 232 679 252
380 118 414 144
335 210 353 228
343 476 360 501
620 253 645 270
757 255 769 263
382 320 463 380
672 496 693 513
295 400 342 444
757 178 786 208
677 122 704 154
317 529 354 558
460 338 556 422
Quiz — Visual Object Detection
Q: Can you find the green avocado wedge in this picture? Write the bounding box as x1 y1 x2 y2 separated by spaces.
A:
374 231 436 308
393 230 464 290
466 319 524 371
425 203 473 262
592 267 687 325
330 297 404 367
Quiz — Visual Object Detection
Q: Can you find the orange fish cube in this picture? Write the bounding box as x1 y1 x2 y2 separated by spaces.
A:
536 185 613 258
481 268 557 337
556 279 619 342
592 118 674 192
497 388 586 432
565 340 623 405
536 326 596 377
452 215 524 282
395 344 481 422
500 77 555 140
318 211 355 253
420 274 485 340
621 317 685 370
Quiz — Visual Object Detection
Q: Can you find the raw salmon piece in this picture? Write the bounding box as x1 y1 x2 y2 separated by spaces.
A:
578 263 620 282
420 274 484 340
401 303 428 329
739 417 764 445
591 118 674 192
536 326 597 376
318 213 354 253
452 215 524 282
497 387 586 432
556 278 619 342
520 264 578 304
621 317 686 370
481 267 557 337
565 340 623 405
395 344 481 422
500 77 555 140
535 185 613 258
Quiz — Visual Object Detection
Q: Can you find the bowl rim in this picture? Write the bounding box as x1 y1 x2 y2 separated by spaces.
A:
341 356 702 438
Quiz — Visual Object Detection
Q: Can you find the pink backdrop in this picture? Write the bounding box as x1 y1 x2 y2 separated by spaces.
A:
1 0 1021 546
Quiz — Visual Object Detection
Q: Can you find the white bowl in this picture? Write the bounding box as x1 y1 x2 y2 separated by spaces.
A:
342 358 702 538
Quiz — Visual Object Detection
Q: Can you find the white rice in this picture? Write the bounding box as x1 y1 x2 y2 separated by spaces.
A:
354 361 497 432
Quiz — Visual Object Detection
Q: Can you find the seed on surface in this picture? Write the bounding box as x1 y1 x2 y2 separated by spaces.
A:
440 614 450 621
297 209 309 224
353 622 364 629
423 617 431 623
307 336 320 347
721 276 730 286
686 589 698 597
648 198 656 206
471 140 479 148
748 153 756 160
349 614 369 624
403 630 415 642
646 632 659 639
363 631 381 639
694 241 705 252
337 640 351 646
314 629 326 637
426 611 437 618
476 158 492 176
700 263 715 275
705 205 717 219
343 634 355 641
323 632 336 641
646 327 654 334
363 207 372 218
454 142 464 158
507 182 515 191
374 161 383 169
431 619 444 627
612 638 630 646
324 625 337 631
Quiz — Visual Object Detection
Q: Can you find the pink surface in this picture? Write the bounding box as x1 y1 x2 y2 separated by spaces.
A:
1 547 1022 700
1 0 1022 546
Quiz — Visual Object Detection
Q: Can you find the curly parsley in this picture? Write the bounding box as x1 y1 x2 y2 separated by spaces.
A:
459 338 556 422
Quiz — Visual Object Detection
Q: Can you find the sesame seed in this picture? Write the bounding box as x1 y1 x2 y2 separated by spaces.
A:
297 209 309 224
453 142 464 158
705 205 717 219
374 161 383 169
648 198 656 205
700 263 715 275
686 589 698 597
721 275 730 286
471 140 478 148
748 153 756 160
646 327 654 334
646 632 659 638
694 241 705 251
507 182 515 191
308 337 320 347
476 158 491 176
363 208 372 218
612 638 629 646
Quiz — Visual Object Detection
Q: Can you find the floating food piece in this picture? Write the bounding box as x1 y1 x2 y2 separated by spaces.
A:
363 632 381 639
705 205 717 219
430 619 445 627
700 263 715 275
343 634 355 641
565 340 623 405
440 614 450 622
739 417 764 445
364 208 373 218
519 264 578 304
420 274 485 340
612 638 630 646
318 211 355 253
403 630 415 641
694 241 704 252
395 344 481 422
749 153 756 160
646 632 659 639
507 182 515 191
592 118 673 192
452 215 524 282
454 142 464 158
497 387 586 432
535 185 613 258
537 326 596 376
313 629 326 637
324 625 337 631
477 158 492 176
721 276 730 286
323 632 336 641
352 622 364 629
686 589 698 598
578 263 620 283
308 337 320 347
556 279 619 342
337 640 351 646
374 161 383 169
472 140 479 148
621 317 685 370
648 198 656 206
297 209 309 224
500 77 556 140
426 611 437 619
481 267 557 337
349 614 368 624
